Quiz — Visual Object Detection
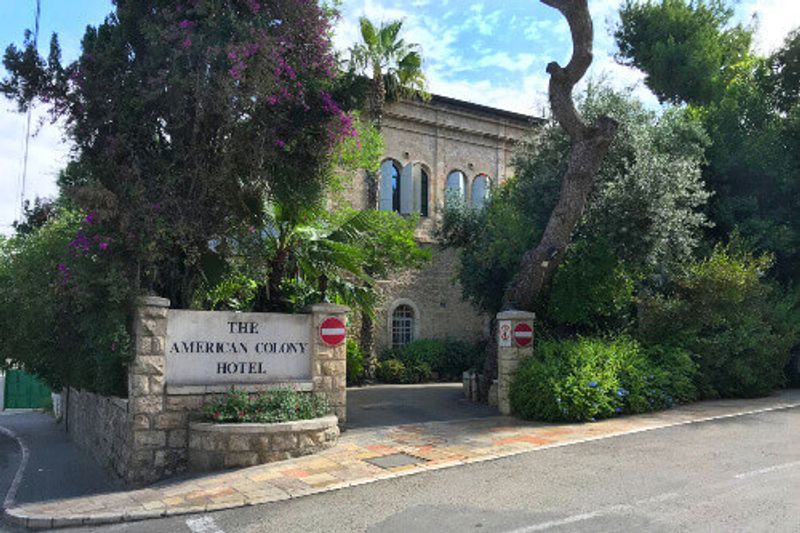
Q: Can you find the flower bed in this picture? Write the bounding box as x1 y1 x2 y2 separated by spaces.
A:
188 389 339 471
189 415 340 471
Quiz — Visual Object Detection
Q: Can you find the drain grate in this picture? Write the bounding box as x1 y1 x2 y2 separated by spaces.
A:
366 453 425 469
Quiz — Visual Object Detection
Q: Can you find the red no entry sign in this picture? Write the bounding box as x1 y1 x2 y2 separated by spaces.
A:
513 322 533 348
320 317 347 347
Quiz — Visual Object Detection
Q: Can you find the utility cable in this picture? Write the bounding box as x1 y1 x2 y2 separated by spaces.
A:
18 0 41 220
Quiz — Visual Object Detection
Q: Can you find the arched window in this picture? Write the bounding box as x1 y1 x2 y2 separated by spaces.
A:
419 166 429 217
379 160 401 212
391 304 415 347
471 174 491 209
446 171 466 204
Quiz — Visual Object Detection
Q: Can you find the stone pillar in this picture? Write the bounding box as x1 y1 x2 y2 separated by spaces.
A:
128 295 170 485
309 303 349 423
496 310 535 416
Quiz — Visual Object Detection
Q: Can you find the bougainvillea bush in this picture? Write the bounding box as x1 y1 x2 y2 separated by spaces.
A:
0 209 133 395
0 1 379 395
2 0 357 308
203 388 329 424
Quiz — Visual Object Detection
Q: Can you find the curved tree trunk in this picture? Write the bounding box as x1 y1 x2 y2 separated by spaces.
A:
506 0 618 311
483 0 619 386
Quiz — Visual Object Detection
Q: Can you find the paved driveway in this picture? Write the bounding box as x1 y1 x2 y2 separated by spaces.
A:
345 383 499 430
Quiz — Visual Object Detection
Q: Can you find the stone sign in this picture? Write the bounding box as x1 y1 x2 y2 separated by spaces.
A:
166 310 312 385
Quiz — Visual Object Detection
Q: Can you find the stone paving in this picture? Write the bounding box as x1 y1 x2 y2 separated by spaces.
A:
5 390 799 529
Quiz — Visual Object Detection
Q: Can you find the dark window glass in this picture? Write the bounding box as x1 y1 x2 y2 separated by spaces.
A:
391 305 415 347
391 164 401 213
420 168 429 217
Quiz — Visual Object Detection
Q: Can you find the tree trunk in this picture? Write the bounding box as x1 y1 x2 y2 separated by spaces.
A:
506 0 618 311
484 0 619 383
360 313 377 378
365 66 387 210
359 66 387 359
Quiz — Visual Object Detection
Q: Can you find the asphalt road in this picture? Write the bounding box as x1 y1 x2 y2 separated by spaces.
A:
51 405 798 533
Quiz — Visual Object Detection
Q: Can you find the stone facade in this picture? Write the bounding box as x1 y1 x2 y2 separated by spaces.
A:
66 297 349 486
65 388 130 479
188 415 339 471
342 95 537 352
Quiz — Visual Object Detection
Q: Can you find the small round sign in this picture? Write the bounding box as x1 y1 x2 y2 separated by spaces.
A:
513 322 534 348
320 317 347 347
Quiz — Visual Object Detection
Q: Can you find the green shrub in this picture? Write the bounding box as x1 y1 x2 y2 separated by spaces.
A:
440 339 485 377
547 239 635 331
510 337 697 422
379 339 483 381
346 338 365 386
405 362 433 383
639 242 799 398
203 388 329 424
0 211 134 396
376 359 407 383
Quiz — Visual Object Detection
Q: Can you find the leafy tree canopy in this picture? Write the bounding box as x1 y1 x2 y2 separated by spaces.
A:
2 0 356 306
615 1 800 283
615 0 753 105
441 85 710 318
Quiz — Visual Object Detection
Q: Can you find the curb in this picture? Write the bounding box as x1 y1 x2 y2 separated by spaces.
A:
4 399 800 530
0 423 31 522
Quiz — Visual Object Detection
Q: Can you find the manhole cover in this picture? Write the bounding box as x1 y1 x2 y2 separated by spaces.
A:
366 453 425 469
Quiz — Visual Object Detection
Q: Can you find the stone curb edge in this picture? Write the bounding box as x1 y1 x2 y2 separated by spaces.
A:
4 400 799 530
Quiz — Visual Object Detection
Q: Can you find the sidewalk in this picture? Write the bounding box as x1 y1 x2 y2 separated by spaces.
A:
0 411 120 507
5 390 800 529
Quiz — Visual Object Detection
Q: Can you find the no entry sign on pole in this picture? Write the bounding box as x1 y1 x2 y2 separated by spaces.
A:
320 317 347 347
513 322 533 348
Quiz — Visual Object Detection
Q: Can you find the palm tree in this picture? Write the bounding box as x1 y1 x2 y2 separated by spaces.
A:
348 18 428 372
349 17 427 131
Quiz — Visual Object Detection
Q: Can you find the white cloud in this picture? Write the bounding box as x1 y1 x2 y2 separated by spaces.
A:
475 51 540 73
0 107 69 235
742 0 800 54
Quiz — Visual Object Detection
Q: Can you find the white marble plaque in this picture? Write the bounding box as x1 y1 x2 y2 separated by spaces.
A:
166 310 312 385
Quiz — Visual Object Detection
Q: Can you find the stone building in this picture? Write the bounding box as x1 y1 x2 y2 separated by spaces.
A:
341 94 539 353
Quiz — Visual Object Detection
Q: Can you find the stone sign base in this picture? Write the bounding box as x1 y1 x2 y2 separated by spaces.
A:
188 415 340 471
63 297 349 486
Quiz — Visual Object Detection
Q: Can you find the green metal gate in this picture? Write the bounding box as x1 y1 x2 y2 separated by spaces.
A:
4 370 51 409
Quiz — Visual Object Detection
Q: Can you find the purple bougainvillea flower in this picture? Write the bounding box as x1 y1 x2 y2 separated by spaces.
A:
99 242 109 251
181 36 192 49
178 19 195 29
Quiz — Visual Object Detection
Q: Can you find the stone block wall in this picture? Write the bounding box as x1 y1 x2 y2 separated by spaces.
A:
496 310 535 416
66 297 348 486
309 303 349 422
65 388 130 479
374 247 489 352
188 415 339 471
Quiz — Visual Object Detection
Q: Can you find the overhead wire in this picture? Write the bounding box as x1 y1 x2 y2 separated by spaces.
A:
18 0 41 222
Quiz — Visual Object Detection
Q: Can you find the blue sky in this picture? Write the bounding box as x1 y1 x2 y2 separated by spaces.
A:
1 0 798 233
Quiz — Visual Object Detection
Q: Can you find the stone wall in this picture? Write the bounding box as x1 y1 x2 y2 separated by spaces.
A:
188 415 339 471
65 388 131 479
66 298 348 486
374 246 489 349
338 95 537 353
